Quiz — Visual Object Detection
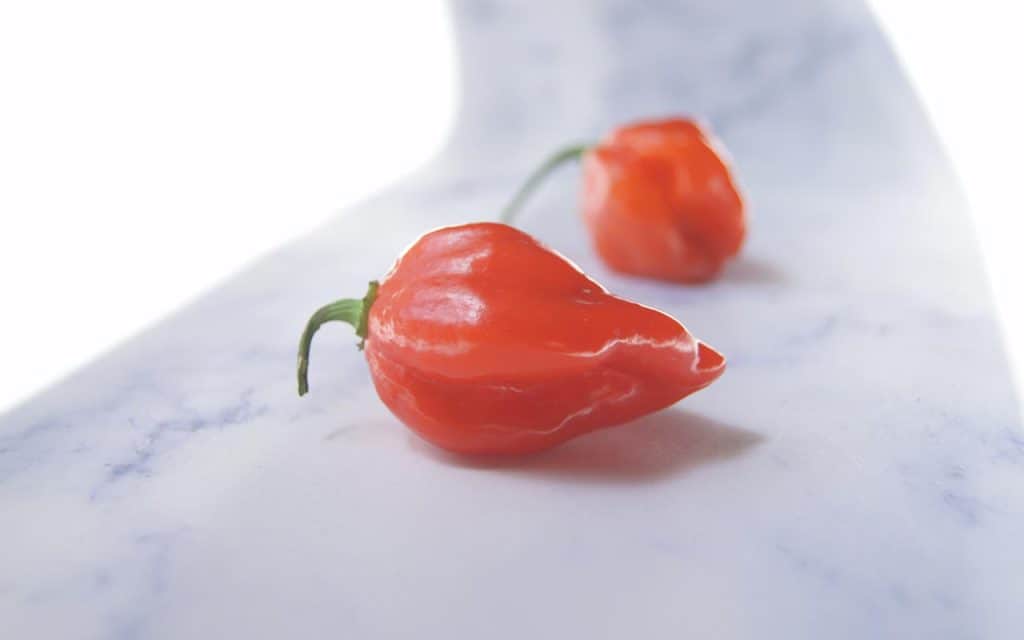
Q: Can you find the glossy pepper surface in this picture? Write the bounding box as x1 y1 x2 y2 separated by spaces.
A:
503 117 746 283
298 222 725 456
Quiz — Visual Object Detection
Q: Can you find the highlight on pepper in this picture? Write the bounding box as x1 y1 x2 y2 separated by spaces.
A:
297 222 726 456
502 117 746 283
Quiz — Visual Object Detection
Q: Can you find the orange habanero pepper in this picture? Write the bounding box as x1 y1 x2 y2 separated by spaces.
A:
297 222 725 455
502 117 746 283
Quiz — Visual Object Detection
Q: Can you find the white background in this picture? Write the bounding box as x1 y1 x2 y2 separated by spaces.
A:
866 0 1024 397
0 0 1021 413
0 1 456 411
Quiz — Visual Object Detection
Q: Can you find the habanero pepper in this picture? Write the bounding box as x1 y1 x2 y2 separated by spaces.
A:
297 222 725 456
502 117 746 283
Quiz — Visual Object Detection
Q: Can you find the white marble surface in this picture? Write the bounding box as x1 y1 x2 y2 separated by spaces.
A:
3 1 1023 638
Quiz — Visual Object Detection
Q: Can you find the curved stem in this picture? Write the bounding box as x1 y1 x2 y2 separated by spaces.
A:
297 281 379 396
500 142 592 224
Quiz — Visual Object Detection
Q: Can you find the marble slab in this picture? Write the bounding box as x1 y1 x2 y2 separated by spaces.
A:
3 1 1022 638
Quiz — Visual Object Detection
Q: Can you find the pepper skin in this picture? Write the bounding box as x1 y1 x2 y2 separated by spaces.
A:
298 222 726 456
503 117 746 283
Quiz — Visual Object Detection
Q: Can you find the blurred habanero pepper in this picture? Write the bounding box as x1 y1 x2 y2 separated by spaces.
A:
502 117 746 283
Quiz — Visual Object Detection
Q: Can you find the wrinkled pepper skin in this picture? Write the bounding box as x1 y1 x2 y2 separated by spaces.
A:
582 118 746 283
363 222 725 455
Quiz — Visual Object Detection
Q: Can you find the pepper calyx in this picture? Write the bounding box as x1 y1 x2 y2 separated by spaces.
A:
297 280 379 396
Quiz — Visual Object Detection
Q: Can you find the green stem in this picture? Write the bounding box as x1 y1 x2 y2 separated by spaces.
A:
500 142 592 224
297 280 379 396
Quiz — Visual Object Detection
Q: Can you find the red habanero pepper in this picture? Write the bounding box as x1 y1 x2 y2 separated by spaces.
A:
502 117 746 283
297 222 725 456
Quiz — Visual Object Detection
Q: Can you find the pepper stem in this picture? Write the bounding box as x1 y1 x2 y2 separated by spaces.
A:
500 142 592 224
297 280 379 396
